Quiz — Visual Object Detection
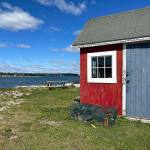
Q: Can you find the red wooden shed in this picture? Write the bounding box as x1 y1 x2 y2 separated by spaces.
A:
73 8 150 119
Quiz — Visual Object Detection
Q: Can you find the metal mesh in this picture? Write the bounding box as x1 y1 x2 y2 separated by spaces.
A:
70 102 117 126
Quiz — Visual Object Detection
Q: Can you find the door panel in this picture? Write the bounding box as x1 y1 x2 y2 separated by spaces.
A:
126 43 150 118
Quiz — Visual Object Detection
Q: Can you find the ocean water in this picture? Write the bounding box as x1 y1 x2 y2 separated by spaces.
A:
0 75 80 88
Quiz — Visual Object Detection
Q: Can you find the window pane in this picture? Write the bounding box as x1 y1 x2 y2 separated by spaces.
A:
92 68 97 78
98 57 104 67
98 68 104 78
92 57 97 68
105 56 112 67
105 68 112 78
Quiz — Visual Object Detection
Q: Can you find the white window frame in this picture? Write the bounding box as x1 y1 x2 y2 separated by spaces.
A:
87 50 117 83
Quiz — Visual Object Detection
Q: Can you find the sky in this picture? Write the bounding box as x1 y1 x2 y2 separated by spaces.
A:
0 0 149 74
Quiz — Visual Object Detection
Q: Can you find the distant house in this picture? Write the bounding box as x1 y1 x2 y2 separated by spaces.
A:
73 7 150 119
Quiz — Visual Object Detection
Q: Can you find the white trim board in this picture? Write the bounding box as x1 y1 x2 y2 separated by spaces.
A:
126 117 150 124
122 44 126 115
73 37 150 48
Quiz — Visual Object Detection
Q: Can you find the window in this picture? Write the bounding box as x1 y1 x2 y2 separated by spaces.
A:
91 56 112 78
87 51 117 83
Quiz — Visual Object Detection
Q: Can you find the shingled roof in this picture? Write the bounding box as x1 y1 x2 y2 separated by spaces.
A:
73 7 150 47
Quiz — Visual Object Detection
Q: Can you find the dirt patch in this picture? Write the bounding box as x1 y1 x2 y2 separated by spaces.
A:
0 99 24 111
0 89 31 112
40 120 63 127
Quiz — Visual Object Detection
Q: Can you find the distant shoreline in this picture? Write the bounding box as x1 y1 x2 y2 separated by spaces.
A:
0 73 79 78
0 75 80 88
0 76 44 78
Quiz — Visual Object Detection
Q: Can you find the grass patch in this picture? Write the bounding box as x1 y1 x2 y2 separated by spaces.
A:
0 87 150 150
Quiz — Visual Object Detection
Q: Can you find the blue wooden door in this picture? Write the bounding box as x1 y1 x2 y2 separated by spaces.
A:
126 43 150 119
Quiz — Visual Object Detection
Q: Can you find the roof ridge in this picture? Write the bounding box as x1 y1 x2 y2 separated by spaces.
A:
89 7 150 22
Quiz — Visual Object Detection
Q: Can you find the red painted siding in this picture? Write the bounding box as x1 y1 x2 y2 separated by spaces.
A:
80 44 123 115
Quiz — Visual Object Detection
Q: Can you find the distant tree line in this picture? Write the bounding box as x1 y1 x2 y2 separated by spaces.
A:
0 72 79 77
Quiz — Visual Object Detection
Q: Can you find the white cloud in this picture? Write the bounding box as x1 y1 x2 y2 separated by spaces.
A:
51 48 59 52
0 42 8 48
0 63 49 73
51 45 79 53
62 45 79 52
1 2 14 10
17 44 31 49
0 2 43 31
73 29 82 36
49 60 80 73
91 0 96 4
50 60 65 65
0 64 22 73
0 42 32 49
0 62 79 74
49 26 61 32
36 0 87 16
